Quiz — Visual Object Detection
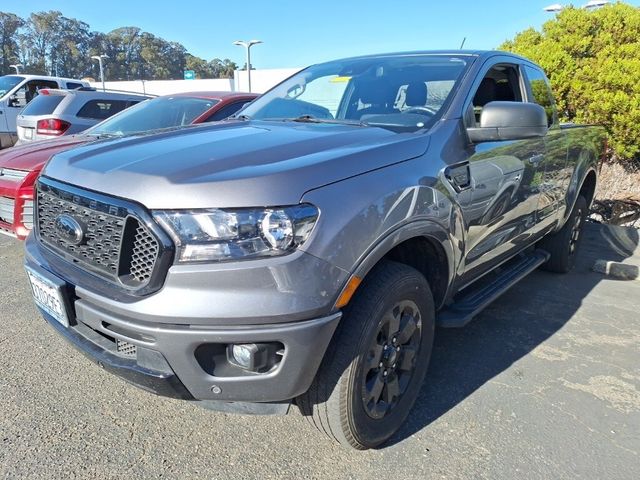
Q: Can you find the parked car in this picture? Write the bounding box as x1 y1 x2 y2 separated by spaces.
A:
15 88 151 144
24 51 605 449
0 75 90 149
0 91 257 239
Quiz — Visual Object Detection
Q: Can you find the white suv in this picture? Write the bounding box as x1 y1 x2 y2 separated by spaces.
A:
15 88 150 144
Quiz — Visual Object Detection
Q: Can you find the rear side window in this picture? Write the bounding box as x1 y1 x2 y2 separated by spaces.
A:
524 65 557 126
204 101 252 122
77 100 131 120
21 94 66 116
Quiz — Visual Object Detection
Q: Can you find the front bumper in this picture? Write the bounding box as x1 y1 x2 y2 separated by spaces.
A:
25 237 343 403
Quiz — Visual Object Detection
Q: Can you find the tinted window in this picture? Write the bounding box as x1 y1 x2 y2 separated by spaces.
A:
205 101 252 122
66 82 84 90
88 96 219 136
77 100 130 120
0 75 24 98
241 55 469 132
12 80 59 107
21 93 66 116
524 65 557 126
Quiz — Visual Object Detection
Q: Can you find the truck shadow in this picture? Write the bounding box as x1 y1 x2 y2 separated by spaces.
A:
385 222 639 447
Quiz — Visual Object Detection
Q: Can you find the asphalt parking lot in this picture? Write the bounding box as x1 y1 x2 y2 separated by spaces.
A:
1 223 638 479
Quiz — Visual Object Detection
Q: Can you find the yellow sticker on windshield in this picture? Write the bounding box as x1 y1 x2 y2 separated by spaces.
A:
330 76 351 83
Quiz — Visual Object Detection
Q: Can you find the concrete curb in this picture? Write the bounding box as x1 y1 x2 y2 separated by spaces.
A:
592 260 639 280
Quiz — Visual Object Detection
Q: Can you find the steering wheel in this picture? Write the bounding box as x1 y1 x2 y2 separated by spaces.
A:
402 106 437 116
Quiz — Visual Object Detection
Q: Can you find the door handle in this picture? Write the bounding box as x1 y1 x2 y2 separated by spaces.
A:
528 154 544 165
444 164 471 192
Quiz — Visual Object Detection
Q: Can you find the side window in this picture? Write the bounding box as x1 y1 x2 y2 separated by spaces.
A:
76 100 129 120
470 64 524 125
205 101 252 122
524 66 557 127
13 80 59 107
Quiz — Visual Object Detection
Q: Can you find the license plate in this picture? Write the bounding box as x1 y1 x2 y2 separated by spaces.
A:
24 128 33 139
26 268 69 327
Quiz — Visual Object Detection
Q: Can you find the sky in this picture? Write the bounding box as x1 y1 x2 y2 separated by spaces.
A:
6 0 640 69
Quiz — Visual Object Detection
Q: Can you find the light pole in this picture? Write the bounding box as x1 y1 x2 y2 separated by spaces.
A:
233 40 262 93
9 64 23 74
91 54 109 91
544 0 609 12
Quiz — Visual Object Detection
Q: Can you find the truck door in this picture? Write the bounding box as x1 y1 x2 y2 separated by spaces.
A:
523 65 569 233
456 62 546 281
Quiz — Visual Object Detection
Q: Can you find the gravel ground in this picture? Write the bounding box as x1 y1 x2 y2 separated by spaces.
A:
1 223 639 479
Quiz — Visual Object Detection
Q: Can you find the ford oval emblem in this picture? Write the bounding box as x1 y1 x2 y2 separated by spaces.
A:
54 214 85 245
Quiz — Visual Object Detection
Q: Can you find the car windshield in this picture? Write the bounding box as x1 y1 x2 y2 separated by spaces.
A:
239 54 470 132
87 96 219 136
0 75 24 99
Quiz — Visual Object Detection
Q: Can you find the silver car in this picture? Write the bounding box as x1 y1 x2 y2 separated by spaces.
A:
15 88 150 144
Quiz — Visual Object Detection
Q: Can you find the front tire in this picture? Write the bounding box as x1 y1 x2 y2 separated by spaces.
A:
298 261 435 449
539 195 588 273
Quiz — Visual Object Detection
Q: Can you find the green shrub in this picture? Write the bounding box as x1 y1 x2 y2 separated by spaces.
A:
500 2 640 163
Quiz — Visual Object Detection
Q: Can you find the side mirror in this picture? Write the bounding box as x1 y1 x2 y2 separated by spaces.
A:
467 101 548 143
7 94 20 107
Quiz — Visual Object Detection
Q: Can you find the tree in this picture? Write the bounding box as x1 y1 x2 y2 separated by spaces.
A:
0 12 23 74
501 2 640 162
0 10 237 81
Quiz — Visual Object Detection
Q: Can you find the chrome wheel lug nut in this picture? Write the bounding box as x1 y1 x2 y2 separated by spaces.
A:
396 346 400 352
383 370 388 377
378 362 383 368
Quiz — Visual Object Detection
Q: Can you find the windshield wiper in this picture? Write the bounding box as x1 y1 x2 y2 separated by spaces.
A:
288 115 367 127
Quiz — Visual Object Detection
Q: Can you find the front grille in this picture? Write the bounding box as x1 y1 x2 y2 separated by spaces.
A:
0 168 29 182
130 223 159 283
21 200 34 229
116 339 137 357
36 181 161 288
0 197 14 225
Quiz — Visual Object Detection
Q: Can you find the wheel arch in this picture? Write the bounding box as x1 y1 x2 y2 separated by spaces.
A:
347 222 456 311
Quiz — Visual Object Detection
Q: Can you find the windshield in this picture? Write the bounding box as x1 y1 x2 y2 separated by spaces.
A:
240 54 470 132
0 75 24 99
87 96 219 136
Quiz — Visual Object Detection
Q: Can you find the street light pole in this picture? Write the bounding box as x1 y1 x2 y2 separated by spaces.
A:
544 0 609 12
233 40 263 93
9 64 23 74
91 54 109 91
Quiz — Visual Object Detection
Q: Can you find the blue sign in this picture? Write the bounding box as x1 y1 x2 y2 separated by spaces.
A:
183 70 195 80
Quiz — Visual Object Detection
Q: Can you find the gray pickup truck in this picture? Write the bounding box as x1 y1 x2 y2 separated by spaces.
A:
24 51 605 449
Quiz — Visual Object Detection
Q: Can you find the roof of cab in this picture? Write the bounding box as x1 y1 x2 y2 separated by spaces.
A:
2 74 89 83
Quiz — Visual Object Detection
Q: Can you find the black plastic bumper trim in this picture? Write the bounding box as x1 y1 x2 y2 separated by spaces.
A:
41 309 193 400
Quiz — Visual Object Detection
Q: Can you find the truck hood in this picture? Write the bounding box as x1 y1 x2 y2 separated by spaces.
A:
0 135 92 172
43 121 430 208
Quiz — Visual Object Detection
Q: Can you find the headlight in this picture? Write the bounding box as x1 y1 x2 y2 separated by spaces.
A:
153 204 319 263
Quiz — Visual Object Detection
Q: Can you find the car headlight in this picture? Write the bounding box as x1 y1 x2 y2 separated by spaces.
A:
153 204 319 263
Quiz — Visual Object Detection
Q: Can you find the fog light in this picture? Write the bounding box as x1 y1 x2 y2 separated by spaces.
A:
228 342 282 373
231 344 256 369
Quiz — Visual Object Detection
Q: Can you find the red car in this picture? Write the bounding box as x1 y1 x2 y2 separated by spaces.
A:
0 91 257 239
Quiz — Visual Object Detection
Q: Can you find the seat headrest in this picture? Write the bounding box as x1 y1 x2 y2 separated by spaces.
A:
405 82 428 107
473 78 497 107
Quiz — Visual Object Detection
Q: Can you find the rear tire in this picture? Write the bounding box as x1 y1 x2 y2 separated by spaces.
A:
297 260 435 449
539 195 588 273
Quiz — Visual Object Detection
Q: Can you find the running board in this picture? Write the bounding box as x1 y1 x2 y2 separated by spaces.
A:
437 250 550 328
